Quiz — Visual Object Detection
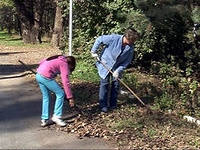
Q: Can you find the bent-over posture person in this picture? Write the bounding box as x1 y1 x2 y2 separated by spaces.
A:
91 28 139 112
36 55 76 127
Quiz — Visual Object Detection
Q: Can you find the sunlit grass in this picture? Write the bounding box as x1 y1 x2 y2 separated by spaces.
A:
71 58 99 83
0 31 24 46
0 31 51 47
111 118 144 130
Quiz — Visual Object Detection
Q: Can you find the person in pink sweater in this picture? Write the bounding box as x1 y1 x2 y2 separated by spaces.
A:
36 55 76 127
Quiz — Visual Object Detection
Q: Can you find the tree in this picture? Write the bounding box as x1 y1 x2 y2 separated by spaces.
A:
14 0 45 44
42 0 55 38
51 0 63 47
0 0 16 33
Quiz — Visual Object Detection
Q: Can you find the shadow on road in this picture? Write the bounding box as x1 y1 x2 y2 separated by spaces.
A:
0 72 33 80
0 64 38 76
0 52 27 56
0 79 42 132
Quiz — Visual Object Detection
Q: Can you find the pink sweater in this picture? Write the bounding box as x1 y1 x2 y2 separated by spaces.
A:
37 56 73 99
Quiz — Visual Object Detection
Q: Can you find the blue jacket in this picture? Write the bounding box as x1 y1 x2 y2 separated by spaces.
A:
91 34 134 79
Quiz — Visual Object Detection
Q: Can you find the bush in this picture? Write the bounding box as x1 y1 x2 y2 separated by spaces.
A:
155 92 174 110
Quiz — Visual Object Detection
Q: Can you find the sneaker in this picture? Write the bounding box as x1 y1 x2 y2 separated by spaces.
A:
41 119 49 127
101 107 108 113
52 116 66 127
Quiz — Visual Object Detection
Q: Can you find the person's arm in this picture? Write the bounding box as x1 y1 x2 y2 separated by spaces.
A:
91 35 113 54
59 62 73 99
115 49 134 74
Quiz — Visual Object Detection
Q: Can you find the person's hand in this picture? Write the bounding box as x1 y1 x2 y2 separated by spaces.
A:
69 98 75 107
113 70 119 79
91 52 98 58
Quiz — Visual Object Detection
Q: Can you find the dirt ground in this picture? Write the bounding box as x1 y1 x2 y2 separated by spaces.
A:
0 44 200 149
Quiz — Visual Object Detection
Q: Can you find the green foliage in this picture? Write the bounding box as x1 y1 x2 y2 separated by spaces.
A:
122 9 156 64
179 78 199 107
71 57 99 83
60 0 200 115
59 0 200 74
0 0 14 8
42 0 55 37
135 2 192 68
111 118 143 130
192 6 200 23
0 1 16 33
150 61 183 78
61 0 137 56
150 61 200 113
147 129 157 137
123 72 139 90
154 92 174 110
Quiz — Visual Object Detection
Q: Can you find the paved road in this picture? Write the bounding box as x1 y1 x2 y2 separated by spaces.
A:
0 71 114 149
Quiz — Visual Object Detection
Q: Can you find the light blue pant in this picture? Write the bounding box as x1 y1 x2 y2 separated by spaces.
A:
36 73 65 120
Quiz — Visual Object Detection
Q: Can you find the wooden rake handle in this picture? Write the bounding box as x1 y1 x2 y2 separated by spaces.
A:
97 57 146 106
18 60 37 75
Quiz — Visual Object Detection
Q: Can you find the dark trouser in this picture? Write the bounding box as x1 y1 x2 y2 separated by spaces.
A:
99 73 120 108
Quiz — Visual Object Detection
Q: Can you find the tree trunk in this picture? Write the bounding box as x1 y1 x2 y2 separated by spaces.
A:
187 0 193 11
8 27 12 34
51 0 63 47
33 0 45 43
16 15 22 37
14 0 45 44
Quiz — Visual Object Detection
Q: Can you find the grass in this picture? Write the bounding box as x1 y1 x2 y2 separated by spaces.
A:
0 31 24 46
71 58 99 83
111 118 144 130
0 31 50 47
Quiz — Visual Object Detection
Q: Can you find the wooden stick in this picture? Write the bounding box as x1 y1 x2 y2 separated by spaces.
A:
18 60 36 75
97 58 146 106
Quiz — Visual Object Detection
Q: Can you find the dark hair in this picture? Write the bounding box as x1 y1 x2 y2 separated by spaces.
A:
124 28 140 43
66 56 76 72
46 55 62 61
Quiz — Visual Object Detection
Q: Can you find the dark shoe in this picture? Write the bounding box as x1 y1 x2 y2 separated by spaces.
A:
109 106 117 110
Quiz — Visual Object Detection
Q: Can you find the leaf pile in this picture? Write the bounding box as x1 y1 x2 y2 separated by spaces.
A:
47 103 200 149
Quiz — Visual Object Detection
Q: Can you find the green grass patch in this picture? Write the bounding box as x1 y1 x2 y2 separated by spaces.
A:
71 58 99 83
111 118 144 130
0 31 24 46
154 92 174 110
147 128 158 137
0 31 50 47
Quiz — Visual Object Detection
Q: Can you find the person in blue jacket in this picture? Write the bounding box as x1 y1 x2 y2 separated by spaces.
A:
91 28 139 112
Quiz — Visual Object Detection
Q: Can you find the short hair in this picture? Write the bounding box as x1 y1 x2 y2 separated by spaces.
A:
124 28 140 43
